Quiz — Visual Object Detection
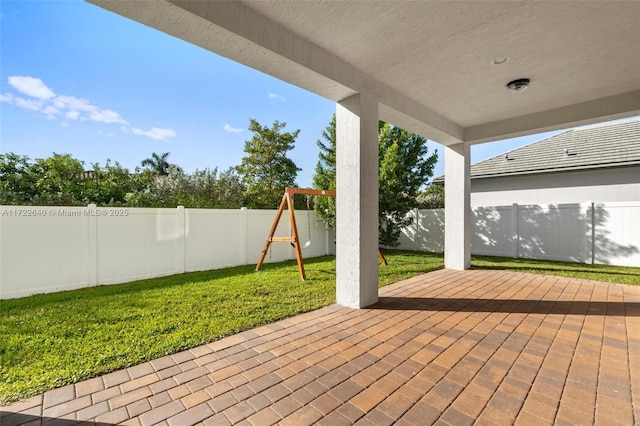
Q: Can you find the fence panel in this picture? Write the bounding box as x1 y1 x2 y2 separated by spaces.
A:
395 209 444 252
185 209 245 271
416 209 444 252
0 207 91 299
471 206 514 257
246 210 291 264
2 202 639 299
96 208 184 285
397 210 418 249
595 202 640 267
517 203 588 262
294 210 329 259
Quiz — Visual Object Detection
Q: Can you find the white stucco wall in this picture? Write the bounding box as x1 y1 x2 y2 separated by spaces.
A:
470 166 640 207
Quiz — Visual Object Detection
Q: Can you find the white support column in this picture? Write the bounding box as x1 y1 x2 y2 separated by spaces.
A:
444 143 471 270
336 93 379 308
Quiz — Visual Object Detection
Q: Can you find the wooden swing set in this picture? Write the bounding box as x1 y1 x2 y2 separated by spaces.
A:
255 187 387 280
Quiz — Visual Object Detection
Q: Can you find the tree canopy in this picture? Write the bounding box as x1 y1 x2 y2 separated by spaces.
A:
140 152 180 176
235 119 301 209
1 115 438 224
312 115 337 227
417 184 445 209
378 123 438 245
0 153 86 206
313 117 438 247
0 153 37 205
0 152 244 209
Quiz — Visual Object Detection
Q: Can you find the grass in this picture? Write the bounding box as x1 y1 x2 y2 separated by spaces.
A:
0 250 442 405
2 250 639 405
472 255 640 285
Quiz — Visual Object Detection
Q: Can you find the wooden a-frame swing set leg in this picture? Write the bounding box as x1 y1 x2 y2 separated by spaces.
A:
255 187 387 280
255 190 306 278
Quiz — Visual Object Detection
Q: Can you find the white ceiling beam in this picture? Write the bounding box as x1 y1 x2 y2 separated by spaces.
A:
88 0 464 144
465 91 640 144
169 0 464 144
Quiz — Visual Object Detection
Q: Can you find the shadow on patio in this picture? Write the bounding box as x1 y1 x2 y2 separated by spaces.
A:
372 297 640 316
2 269 639 425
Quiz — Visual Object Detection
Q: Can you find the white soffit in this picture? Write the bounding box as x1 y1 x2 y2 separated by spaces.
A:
88 0 640 145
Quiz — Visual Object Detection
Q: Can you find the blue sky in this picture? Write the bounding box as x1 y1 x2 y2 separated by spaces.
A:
0 0 612 188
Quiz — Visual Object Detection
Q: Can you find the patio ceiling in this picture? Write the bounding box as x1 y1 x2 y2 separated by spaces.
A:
89 0 640 145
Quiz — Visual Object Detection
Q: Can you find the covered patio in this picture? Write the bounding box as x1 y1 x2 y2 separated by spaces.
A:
3 269 639 425
84 0 640 307
4 1 638 424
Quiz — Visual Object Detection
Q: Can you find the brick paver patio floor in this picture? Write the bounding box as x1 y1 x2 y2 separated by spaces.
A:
2 269 639 425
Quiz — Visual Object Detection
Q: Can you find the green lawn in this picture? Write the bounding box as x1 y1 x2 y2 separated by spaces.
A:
472 255 640 285
0 251 442 405
1 250 639 405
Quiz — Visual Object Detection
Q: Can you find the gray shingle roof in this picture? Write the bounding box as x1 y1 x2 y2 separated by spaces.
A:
433 118 640 183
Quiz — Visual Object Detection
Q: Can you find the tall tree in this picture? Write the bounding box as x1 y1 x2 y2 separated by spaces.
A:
84 160 134 205
236 119 301 209
213 168 246 209
378 122 438 246
313 117 438 247
312 115 337 227
417 183 445 209
0 153 36 205
31 153 86 205
141 152 173 176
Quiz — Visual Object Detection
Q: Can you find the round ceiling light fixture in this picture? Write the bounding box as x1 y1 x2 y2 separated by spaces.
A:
492 56 509 65
506 78 530 92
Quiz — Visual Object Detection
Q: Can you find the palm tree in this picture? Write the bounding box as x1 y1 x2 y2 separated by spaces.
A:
141 152 172 175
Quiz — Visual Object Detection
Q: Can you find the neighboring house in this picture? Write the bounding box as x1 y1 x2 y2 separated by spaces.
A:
434 119 640 207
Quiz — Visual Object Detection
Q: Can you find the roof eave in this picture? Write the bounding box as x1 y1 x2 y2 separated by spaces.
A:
471 161 640 180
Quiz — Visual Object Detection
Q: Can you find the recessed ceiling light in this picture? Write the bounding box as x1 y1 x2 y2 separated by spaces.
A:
506 78 530 92
492 56 509 65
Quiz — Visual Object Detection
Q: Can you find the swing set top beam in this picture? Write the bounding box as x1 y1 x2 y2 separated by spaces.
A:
285 187 336 197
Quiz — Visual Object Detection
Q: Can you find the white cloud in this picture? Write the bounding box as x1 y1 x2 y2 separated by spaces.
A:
8 76 55 99
131 127 176 141
54 95 96 112
88 108 127 125
268 92 286 102
66 110 80 120
223 124 243 133
14 96 44 112
0 93 14 103
42 105 61 119
3 76 126 125
54 95 127 124
3 75 174 138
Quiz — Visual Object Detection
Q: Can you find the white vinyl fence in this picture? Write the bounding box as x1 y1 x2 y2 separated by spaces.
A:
0 205 332 299
1 202 638 299
397 202 640 267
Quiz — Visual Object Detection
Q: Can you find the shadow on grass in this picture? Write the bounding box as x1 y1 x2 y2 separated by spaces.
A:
0 256 338 310
472 256 640 284
1 251 445 312
371 297 640 316
472 263 640 278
